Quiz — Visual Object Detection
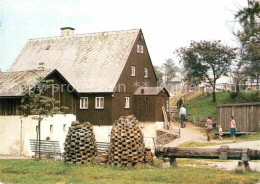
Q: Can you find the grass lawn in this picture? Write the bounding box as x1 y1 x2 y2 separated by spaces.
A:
179 92 238 122
179 141 230 148
0 159 259 184
174 91 260 122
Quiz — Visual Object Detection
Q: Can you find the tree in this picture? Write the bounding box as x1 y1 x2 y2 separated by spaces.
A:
235 0 260 89
154 66 164 86
20 77 67 160
162 59 178 85
176 41 236 102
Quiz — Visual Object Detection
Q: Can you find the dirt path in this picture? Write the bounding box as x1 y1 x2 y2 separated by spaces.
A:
0 155 31 159
164 122 260 172
164 122 207 147
164 122 260 149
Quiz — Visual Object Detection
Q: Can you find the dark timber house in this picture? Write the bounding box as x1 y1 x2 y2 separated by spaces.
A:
0 69 78 115
2 28 169 125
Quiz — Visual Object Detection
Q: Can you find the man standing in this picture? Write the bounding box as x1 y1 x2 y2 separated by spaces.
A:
179 104 186 128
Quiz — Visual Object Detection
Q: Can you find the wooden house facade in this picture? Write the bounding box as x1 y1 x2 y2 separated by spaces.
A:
2 28 169 125
0 70 78 116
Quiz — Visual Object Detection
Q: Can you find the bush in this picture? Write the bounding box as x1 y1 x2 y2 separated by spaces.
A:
249 91 260 102
230 92 238 99
236 91 260 103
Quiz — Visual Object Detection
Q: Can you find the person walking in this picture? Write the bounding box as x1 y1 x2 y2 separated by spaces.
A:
205 117 213 141
230 116 236 142
179 104 186 128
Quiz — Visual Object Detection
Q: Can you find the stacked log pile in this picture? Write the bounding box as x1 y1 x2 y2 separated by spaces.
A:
64 121 98 164
100 115 153 167
156 130 177 146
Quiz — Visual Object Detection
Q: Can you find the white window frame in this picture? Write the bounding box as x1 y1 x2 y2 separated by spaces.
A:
144 68 148 78
131 66 135 76
137 44 144 54
80 97 88 109
95 97 104 109
125 97 130 109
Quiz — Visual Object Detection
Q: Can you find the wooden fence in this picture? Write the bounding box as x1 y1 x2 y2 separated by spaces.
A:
217 102 260 132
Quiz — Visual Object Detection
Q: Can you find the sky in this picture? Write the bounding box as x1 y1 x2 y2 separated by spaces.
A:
0 0 247 72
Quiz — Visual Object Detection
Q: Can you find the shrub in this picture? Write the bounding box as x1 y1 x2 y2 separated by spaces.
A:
249 91 260 102
230 92 238 99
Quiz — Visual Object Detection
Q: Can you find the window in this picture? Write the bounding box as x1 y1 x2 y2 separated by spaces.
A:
80 97 88 109
125 97 130 108
137 44 143 54
50 125 53 133
95 97 104 109
144 68 148 78
131 66 135 76
63 124 67 132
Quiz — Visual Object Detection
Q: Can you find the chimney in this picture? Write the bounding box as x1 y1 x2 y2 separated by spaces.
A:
60 27 75 36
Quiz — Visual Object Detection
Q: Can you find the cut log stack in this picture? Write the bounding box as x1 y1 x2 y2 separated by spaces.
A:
100 115 153 167
144 147 153 165
64 121 98 164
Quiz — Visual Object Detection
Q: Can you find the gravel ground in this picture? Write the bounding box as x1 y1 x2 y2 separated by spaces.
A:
0 155 32 159
164 122 207 147
165 122 260 172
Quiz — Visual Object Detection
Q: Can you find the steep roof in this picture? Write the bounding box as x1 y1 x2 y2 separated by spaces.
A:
134 87 170 96
9 29 140 93
0 70 50 97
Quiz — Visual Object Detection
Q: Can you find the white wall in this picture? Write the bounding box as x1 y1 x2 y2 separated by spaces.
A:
0 114 76 157
93 126 112 143
93 122 158 151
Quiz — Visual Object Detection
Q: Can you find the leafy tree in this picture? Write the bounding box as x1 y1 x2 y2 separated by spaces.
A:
176 41 236 102
162 59 178 85
20 77 67 160
154 66 164 86
231 48 247 91
235 0 260 89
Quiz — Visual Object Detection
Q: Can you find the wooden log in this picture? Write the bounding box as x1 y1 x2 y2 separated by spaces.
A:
155 147 260 160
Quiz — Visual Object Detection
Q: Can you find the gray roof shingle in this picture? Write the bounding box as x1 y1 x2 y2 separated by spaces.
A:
134 87 169 96
0 70 51 97
9 29 140 93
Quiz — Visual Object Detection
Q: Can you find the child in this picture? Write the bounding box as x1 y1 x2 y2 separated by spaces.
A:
218 125 223 140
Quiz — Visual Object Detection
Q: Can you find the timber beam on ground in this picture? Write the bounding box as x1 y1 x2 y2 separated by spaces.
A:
155 146 260 160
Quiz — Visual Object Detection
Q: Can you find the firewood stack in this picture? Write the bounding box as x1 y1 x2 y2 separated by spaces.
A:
144 147 153 165
64 121 98 164
100 115 153 167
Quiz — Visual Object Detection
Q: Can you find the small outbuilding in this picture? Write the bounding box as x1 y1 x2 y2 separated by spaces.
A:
134 87 170 122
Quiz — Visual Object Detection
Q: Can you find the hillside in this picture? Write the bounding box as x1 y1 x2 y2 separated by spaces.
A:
176 91 260 122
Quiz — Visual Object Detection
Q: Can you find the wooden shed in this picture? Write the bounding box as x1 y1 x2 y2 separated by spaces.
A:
217 102 260 132
134 87 170 122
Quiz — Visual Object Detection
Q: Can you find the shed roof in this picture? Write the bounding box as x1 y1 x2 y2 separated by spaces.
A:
9 29 140 93
0 70 50 97
134 87 170 96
